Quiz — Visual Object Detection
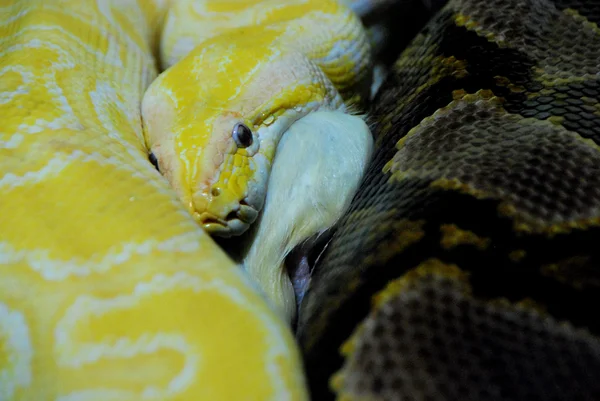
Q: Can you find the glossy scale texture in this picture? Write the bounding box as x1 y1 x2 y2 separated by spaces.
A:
297 0 600 399
0 1 308 399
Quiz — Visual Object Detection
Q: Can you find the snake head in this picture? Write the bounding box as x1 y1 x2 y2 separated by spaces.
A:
140 43 278 237
142 85 269 237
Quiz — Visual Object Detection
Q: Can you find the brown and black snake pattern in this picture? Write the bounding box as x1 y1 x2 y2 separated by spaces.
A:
296 0 600 399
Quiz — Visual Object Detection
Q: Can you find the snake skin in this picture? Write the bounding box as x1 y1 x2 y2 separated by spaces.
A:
297 0 600 399
0 1 308 399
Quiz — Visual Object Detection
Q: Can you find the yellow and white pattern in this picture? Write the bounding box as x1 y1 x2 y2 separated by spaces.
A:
0 0 309 399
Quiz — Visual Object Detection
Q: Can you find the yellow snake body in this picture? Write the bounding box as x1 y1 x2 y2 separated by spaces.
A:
142 0 373 237
0 1 310 399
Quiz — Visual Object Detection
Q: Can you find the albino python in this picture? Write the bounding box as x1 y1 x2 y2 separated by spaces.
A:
297 0 600 399
0 0 353 398
0 0 388 399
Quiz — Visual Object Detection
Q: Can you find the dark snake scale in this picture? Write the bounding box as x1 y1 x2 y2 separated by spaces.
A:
297 0 600 399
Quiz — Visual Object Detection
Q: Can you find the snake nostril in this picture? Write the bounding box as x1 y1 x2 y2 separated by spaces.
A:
211 187 221 197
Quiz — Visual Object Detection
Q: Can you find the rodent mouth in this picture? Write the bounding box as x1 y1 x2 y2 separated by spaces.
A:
199 199 259 238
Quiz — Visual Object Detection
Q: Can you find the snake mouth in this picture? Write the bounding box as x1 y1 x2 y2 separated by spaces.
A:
200 200 259 238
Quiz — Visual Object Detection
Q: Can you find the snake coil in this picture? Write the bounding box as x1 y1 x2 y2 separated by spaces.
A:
298 0 600 399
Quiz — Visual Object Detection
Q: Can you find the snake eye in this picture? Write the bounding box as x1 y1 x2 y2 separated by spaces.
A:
232 123 253 148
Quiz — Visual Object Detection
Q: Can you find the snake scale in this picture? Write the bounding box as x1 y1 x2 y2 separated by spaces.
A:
0 0 386 398
297 0 600 399
0 0 341 399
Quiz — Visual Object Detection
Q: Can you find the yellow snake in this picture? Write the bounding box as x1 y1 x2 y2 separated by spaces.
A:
0 0 364 398
0 0 381 398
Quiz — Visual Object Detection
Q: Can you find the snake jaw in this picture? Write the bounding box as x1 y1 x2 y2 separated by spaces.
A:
198 199 258 237
201 215 247 237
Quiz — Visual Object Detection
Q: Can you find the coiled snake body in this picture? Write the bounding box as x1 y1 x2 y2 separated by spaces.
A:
0 0 372 398
297 0 600 399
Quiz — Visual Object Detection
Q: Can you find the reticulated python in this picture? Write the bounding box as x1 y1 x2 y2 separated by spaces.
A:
297 0 600 399
0 0 376 398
